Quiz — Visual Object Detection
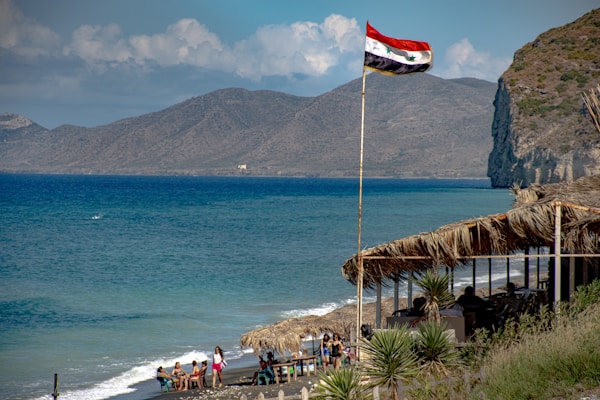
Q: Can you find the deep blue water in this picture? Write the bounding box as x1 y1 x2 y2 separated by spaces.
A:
0 175 514 399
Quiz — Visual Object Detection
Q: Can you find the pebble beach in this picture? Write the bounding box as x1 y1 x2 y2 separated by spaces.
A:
151 364 317 400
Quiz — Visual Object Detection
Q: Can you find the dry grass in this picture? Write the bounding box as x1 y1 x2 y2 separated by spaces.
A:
472 294 600 399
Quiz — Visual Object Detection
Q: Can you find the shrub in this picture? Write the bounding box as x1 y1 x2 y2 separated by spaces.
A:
360 326 420 400
413 320 462 376
313 367 372 400
517 97 553 116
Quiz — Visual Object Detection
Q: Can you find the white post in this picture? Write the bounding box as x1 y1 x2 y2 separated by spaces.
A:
301 387 309 400
356 67 367 359
554 202 562 304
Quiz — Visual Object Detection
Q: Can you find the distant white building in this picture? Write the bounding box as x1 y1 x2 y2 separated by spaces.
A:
237 164 247 171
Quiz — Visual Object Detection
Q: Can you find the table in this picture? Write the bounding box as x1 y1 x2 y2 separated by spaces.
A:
271 362 297 384
292 355 318 376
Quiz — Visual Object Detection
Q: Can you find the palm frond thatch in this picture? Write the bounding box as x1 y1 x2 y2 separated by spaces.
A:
240 298 402 355
342 175 600 289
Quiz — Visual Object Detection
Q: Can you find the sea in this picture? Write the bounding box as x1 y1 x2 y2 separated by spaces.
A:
0 174 518 400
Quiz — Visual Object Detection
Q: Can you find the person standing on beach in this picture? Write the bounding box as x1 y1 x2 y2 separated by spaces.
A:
320 333 331 369
330 334 344 369
212 346 225 388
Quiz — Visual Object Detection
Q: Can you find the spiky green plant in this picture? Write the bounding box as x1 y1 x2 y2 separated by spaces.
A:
414 268 455 323
413 320 462 376
360 325 420 400
312 367 372 400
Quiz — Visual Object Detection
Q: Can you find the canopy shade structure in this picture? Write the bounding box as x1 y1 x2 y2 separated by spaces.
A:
240 298 399 355
341 175 600 290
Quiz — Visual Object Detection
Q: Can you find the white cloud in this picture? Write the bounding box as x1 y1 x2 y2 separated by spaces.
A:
64 23 131 64
128 19 227 67
233 14 362 80
434 38 512 82
60 13 362 80
0 0 61 57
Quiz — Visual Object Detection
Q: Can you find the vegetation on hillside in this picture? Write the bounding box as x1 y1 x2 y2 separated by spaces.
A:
504 8 600 150
315 279 600 400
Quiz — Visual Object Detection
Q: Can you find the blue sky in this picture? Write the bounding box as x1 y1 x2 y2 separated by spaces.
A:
1 0 598 128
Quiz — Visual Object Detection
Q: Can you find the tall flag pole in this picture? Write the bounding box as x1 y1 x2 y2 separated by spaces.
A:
356 22 433 355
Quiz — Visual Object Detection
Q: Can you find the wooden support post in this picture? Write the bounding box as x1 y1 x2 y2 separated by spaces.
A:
376 282 382 329
52 373 59 400
569 256 576 301
524 247 530 288
488 258 492 297
472 258 476 290
394 275 399 314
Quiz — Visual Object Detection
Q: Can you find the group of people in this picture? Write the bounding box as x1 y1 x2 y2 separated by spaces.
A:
250 351 276 385
457 282 526 331
319 333 345 369
156 346 226 391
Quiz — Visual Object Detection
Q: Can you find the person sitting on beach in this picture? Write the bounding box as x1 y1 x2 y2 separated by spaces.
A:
189 360 204 389
171 361 189 391
266 351 276 365
200 360 208 385
320 333 331 368
156 366 175 389
250 356 274 385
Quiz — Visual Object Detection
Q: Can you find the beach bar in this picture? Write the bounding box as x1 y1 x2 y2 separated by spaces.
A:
239 176 600 361
341 175 600 329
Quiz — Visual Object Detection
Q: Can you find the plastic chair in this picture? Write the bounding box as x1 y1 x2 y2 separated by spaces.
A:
189 370 207 389
257 365 274 385
157 377 175 392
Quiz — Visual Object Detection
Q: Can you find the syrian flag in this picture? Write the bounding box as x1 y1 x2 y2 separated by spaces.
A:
364 22 433 75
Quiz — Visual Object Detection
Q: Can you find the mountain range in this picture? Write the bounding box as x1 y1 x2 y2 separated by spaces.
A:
0 73 497 178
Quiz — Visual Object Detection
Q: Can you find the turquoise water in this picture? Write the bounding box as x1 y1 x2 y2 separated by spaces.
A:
0 175 514 399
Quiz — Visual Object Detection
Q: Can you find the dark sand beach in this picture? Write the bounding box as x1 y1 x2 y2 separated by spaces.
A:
147 280 539 400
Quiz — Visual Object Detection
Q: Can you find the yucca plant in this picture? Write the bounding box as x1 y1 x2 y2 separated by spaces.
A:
413 320 462 376
312 367 372 400
360 325 420 400
414 268 455 323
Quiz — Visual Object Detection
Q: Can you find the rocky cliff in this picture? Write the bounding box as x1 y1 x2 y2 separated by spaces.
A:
488 8 600 188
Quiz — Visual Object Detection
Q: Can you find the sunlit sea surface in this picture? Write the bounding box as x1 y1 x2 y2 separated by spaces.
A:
0 175 516 399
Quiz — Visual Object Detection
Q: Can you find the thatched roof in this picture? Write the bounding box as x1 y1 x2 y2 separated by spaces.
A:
342 175 600 289
240 298 401 355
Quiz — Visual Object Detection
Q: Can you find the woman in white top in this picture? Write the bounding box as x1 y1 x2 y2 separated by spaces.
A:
212 346 225 387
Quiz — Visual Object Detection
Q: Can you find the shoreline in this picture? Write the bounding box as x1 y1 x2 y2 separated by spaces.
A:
111 275 542 400
110 351 318 400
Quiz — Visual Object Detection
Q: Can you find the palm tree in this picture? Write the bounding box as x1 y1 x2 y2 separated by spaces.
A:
312 367 372 400
413 320 462 376
360 325 420 400
414 268 455 323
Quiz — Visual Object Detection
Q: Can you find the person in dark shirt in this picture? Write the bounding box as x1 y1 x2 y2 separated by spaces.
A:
457 286 485 311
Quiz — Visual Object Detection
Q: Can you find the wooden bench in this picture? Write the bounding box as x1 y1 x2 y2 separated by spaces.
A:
271 362 297 384
292 355 317 376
